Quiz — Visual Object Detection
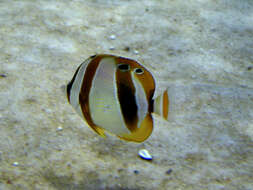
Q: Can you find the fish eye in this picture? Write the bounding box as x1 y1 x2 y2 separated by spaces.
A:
117 64 130 72
134 68 144 74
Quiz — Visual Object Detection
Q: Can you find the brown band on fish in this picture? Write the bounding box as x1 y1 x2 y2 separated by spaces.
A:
127 58 155 114
163 90 169 119
79 55 103 127
116 57 138 132
119 113 153 142
130 62 155 141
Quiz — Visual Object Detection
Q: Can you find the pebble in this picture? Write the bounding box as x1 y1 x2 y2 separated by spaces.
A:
12 162 19 166
109 34 116 40
166 169 173 175
191 75 197 79
138 149 152 160
109 46 115 50
124 46 130 52
0 74 7 78
118 168 124 173
56 126 63 131
44 108 52 114
133 50 139 55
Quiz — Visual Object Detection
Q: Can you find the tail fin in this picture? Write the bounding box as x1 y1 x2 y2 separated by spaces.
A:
153 90 169 120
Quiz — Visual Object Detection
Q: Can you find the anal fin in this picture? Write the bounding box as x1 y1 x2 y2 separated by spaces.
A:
117 114 153 143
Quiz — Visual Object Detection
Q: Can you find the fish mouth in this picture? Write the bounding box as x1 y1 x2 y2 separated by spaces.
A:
66 81 72 102
66 63 82 103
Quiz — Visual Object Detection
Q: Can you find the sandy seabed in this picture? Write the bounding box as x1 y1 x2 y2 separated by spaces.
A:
0 0 253 189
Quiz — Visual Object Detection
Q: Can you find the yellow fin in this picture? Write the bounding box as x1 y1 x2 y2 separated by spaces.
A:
154 90 169 120
90 125 106 138
117 115 153 143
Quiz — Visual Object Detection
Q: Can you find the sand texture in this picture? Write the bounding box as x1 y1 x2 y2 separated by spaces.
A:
0 0 253 189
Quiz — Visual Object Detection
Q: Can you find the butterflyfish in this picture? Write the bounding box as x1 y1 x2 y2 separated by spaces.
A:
66 54 169 142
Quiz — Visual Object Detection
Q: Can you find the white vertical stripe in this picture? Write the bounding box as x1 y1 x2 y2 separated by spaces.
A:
69 59 90 117
89 57 130 135
131 72 148 129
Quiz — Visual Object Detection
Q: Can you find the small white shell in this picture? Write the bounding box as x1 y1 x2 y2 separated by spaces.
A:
133 50 139 55
12 162 19 166
109 46 115 50
138 149 152 160
109 34 116 40
56 126 63 131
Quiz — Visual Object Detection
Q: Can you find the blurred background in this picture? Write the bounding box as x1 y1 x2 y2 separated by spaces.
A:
0 0 252 189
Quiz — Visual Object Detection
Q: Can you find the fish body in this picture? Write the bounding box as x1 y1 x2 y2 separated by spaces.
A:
67 54 169 142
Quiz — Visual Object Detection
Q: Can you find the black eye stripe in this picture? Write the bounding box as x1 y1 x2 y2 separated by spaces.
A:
118 64 130 71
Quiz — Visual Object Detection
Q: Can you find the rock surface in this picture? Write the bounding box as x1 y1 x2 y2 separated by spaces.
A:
0 0 253 189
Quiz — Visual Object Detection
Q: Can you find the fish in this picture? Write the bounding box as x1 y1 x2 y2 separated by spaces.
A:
66 54 169 142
